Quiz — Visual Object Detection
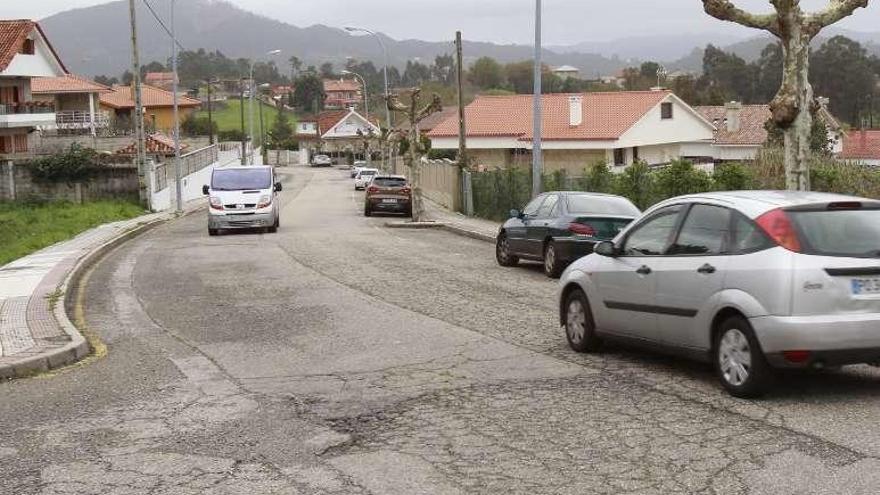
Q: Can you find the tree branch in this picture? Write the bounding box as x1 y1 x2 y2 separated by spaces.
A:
702 0 780 36
806 0 869 36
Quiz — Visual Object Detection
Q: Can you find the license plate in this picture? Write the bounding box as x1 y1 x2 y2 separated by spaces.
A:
382 198 398 203
852 278 880 295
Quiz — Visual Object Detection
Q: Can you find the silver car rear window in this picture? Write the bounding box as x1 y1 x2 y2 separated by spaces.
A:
791 210 880 257
567 195 640 216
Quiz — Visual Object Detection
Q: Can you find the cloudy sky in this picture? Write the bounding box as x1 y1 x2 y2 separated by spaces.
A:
5 0 879 44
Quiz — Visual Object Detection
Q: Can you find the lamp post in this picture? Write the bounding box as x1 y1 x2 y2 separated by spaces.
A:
532 0 543 198
249 49 282 164
344 26 391 129
171 0 182 213
341 70 369 120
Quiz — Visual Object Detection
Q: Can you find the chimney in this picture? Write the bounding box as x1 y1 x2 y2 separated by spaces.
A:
725 101 742 132
569 95 583 127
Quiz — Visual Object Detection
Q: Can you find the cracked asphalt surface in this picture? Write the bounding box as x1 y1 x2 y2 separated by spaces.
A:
4 165 880 494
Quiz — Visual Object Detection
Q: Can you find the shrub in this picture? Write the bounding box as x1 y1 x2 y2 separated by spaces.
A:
542 169 568 192
218 129 246 142
427 149 457 161
181 115 218 137
655 160 713 198
713 162 753 191
27 144 106 185
614 161 656 210
580 161 615 193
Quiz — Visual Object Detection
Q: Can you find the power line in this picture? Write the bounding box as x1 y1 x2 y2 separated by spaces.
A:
141 0 185 51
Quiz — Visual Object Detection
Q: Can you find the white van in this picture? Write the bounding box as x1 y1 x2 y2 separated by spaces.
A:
203 166 282 236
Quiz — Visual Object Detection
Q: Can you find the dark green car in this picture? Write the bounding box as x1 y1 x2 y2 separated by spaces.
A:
496 192 640 278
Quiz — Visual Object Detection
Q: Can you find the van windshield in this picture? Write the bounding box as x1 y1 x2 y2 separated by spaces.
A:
212 169 271 191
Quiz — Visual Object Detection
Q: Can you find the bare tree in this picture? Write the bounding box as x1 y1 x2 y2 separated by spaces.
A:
387 89 443 222
702 0 869 190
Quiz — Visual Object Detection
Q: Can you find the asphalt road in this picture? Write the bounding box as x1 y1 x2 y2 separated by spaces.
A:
4 165 880 494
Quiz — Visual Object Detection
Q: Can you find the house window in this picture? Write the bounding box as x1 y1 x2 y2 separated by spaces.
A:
613 148 625 166
21 39 35 55
661 102 673 120
13 133 28 153
633 147 639 162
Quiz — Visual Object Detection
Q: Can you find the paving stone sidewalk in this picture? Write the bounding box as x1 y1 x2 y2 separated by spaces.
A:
0 210 170 378
423 200 500 243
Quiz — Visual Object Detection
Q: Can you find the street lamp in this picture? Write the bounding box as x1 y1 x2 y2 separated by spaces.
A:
344 26 391 129
249 49 282 164
341 69 369 120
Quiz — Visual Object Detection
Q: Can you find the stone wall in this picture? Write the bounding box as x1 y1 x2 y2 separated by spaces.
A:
0 160 138 203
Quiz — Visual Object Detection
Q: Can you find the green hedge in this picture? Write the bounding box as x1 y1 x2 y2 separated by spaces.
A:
471 151 880 220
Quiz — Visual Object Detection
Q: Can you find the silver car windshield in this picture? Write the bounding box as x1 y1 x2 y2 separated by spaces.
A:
212 169 271 191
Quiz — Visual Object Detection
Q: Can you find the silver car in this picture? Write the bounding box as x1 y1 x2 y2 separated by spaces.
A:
559 191 880 397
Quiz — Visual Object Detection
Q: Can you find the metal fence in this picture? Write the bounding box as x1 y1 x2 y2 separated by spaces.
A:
180 145 219 177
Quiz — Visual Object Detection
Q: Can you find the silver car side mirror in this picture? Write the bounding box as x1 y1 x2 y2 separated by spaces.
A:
594 241 618 257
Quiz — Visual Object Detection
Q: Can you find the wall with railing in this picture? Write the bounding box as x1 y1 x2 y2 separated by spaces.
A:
392 157 461 211
149 143 242 211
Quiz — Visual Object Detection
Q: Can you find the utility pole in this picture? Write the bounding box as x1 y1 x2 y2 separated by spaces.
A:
455 31 468 170
532 0 543 198
259 92 266 165
171 0 182 213
207 82 214 145
128 0 149 209
240 82 247 165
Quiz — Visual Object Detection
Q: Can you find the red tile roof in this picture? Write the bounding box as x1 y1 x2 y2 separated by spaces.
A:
0 20 67 73
841 130 880 160
115 132 189 156
32 74 112 94
100 84 201 109
428 91 671 141
145 72 175 82
324 79 361 93
696 105 770 146
414 106 458 133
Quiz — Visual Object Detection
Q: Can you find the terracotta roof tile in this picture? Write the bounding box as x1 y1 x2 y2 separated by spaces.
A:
324 79 361 92
32 74 112 94
429 91 670 141
100 84 201 109
115 132 188 156
145 72 175 82
695 105 770 146
841 130 880 160
0 20 35 72
413 106 457 133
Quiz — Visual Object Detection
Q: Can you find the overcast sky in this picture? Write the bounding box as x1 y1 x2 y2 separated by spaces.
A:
4 0 879 44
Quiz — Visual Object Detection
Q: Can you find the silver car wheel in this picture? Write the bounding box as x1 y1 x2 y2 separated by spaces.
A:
566 299 586 344
498 237 510 262
719 328 752 387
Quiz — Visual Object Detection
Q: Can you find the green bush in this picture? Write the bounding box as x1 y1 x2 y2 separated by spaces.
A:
580 161 615 193
218 129 246 142
427 149 458 161
655 160 713 199
614 161 656 210
27 144 105 185
713 162 753 191
181 114 219 137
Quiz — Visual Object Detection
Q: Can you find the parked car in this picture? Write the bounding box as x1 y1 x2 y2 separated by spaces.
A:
354 168 379 190
496 192 640 278
364 175 412 217
351 161 368 178
558 190 880 397
203 166 282 236
311 154 332 167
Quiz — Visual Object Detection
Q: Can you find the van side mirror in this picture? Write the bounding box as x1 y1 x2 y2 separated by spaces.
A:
509 209 522 219
594 241 618 257
202 185 210 196
274 182 283 192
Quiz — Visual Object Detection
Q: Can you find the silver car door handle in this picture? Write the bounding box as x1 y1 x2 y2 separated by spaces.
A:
697 264 717 274
636 265 652 275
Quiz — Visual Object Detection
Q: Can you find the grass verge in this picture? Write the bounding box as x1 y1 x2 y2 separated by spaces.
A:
197 98 295 137
0 200 145 267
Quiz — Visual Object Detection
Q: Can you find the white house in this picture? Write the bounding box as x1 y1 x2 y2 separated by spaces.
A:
295 108 380 154
428 90 717 174
552 65 580 80
0 19 66 156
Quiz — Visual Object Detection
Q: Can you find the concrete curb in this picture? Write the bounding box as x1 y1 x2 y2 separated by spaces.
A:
384 221 447 230
439 224 497 244
0 213 176 379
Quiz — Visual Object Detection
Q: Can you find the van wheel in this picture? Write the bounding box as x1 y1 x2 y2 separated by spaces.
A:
268 216 279 233
714 316 774 398
564 289 603 353
364 207 372 217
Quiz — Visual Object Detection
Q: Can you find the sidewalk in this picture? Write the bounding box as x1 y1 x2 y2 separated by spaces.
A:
423 200 500 243
0 203 199 379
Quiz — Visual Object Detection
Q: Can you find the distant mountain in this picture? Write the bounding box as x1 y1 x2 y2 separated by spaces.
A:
39 0 628 79
549 33 749 63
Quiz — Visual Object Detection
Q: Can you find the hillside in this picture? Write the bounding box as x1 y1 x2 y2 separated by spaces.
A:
39 0 628 78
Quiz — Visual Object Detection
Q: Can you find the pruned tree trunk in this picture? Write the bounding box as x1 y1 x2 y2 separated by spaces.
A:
387 89 443 222
702 0 869 191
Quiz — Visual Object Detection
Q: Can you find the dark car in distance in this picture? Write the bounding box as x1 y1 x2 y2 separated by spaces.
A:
496 192 641 278
364 175 412 217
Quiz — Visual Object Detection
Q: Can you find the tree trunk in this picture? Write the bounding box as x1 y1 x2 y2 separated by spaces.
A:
776 19 813 191
409 128 424 222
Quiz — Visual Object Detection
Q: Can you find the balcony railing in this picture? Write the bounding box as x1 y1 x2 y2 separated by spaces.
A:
55 110 111 128
0 102 56 115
